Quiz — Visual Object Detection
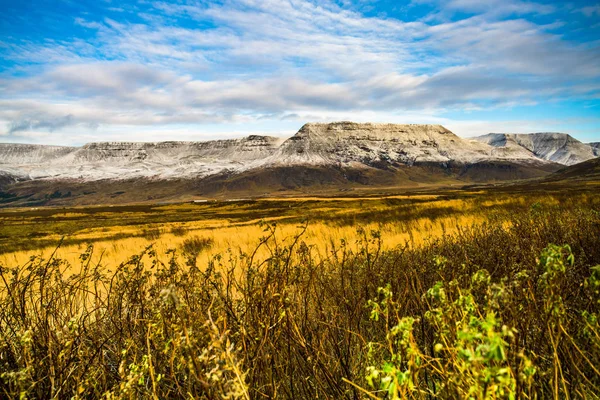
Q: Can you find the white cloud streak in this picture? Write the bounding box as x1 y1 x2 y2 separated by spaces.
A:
0 0 598 143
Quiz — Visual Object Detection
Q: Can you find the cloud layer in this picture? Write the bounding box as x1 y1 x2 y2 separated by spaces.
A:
0 0 599 144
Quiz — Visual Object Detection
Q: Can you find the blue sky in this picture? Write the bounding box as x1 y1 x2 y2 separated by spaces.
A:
0 0 599 145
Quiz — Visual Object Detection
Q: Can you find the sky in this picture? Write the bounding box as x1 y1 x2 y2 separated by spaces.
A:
0 0 599 145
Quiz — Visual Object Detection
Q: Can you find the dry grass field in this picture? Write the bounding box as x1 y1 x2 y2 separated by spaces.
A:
0 192 557 270
1 185 600 399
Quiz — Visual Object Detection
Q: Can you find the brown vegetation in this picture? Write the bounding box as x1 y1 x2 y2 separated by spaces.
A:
1 193 599 398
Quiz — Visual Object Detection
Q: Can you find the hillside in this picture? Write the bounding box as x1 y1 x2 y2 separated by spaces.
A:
0 136 284 181
545 157 600 182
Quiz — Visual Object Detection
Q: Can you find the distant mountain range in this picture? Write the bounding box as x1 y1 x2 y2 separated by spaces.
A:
0 122 598 205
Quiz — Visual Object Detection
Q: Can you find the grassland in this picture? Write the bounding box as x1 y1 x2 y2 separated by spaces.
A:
1 184 599 398
0 187 589 268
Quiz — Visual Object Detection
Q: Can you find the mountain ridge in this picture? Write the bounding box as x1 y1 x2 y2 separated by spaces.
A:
473 132 596 166
0 123 597 200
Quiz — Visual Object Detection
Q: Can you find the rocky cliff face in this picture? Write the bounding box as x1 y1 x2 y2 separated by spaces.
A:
474 133 597 166
0 123 597 183
268 123 468 165
590 143 600 157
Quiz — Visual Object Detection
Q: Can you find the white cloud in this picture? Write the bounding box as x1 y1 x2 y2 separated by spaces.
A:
0 0 598 144
414 0 555 19
579 5 600 17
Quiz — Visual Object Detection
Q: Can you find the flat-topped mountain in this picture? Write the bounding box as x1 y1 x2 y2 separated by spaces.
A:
267 123 495 166
4 122 590 182
0 122 597 205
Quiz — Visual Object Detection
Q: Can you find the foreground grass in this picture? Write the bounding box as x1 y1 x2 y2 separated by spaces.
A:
1 199 599 398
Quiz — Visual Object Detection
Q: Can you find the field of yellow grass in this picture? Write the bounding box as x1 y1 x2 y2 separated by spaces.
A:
0 191 566 270
0 214 486 270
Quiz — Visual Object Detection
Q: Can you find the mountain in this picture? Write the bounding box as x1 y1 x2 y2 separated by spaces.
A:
590 142 600 157
1 123 567 182
263 123 537 166
1 122 595 206
0 136 284 181
474 132 596 166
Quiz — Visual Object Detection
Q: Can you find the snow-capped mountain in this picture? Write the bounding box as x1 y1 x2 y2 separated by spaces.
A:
263 123 547 166
0 143 77 164
474 132 597 166
0 123 597 184
0 136 284 181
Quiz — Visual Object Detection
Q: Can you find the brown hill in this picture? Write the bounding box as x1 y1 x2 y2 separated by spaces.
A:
545 157 600 182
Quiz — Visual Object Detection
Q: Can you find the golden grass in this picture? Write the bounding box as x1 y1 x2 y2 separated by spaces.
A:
0 215 481 270
0 194 516 271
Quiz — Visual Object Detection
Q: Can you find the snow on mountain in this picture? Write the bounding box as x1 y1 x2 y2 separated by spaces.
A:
1 123 596 183
0 143 77 164
263 122 541 167
0 136 284 181
474 133 597 166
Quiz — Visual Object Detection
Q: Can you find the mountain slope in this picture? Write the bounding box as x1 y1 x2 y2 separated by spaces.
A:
0 136 284 181
0 159 561 207
0 143 77 164
545 157 600 182
474 133 596 166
